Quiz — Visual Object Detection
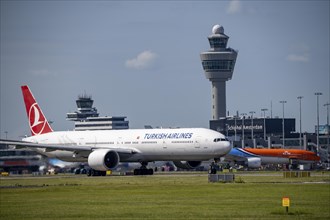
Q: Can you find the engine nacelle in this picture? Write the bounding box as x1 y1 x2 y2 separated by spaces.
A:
88 149 119 171
173 161 202 170
246 157 261 169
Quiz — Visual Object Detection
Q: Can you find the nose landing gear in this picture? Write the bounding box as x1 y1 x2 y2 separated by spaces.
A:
209 158 220 174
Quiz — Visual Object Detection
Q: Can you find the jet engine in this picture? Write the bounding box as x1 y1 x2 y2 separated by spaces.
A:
246 157 261 168
88 149 119 171
173 161 202 170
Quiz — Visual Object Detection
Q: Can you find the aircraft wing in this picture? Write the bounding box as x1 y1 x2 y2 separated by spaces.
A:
0 139 92 151
0 139 139 155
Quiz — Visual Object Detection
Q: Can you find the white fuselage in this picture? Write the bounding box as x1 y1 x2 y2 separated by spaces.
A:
23 128 231 163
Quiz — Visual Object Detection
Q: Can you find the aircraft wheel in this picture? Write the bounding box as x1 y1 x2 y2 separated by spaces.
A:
134 168 154 175
147 169 153 175
91 169 96 176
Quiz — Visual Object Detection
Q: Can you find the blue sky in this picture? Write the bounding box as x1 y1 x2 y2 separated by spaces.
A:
1 0 329 139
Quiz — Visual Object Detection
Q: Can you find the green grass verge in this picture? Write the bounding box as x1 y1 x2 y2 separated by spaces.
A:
0 172 329 220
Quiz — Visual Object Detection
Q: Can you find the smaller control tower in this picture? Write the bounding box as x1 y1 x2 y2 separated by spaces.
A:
66 94 99 121
66 94 129 130
200 24 238 120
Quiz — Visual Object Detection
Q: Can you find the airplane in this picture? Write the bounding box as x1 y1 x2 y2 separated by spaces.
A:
0 85 232 176
224 147 320 169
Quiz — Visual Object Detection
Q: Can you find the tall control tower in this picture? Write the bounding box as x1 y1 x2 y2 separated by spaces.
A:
200 24 238 120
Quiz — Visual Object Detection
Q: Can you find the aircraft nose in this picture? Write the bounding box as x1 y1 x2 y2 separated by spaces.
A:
223 141 232 154
214 140 232 155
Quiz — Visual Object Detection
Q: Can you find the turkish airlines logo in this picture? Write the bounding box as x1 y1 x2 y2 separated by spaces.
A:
28 103 46 135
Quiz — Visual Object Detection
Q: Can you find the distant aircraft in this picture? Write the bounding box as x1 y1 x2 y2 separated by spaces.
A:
225 148 320 169
0 85 231 175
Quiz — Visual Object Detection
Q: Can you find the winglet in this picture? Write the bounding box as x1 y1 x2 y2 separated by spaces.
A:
21 85 53 136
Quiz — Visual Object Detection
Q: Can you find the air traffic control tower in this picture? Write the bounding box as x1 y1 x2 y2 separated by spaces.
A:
200 24 238 120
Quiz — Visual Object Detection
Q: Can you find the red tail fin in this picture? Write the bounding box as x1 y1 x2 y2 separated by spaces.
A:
21 85 53 136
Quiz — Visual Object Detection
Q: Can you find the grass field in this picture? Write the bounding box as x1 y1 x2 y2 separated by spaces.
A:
0 172 329 220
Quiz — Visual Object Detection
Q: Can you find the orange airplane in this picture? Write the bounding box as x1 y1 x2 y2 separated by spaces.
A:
225 148 320 168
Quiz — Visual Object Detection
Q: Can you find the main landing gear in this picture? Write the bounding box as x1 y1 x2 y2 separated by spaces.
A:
87 169 106 176
134 162 154 175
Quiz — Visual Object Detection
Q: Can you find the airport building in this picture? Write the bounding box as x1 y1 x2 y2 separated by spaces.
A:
210 117 295 138
211 116 329 164
0 144 46 174
200 24 329 167
66 94 99 120
66 94 129 130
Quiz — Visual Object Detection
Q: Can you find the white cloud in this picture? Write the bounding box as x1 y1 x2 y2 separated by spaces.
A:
227 0 242 14
286 53 309 62
125 50 158 70
286 43 310 62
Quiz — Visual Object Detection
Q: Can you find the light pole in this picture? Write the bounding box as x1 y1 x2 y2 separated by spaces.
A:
280 101 287 148
261 108 268 140
250 111 255 148
297 96 303 149
241 113 247 148
324 102 330 139
315 92 322 153
324 102 330 169
4 131 8 140
234 116 237 142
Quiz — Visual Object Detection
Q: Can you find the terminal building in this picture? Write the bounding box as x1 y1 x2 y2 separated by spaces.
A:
66 94 129 130
0 143 46 174
210 116 297 149
211 115 329 163
210 117 295 138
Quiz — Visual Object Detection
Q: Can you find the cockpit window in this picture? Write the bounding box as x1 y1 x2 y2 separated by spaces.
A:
213 138 229 142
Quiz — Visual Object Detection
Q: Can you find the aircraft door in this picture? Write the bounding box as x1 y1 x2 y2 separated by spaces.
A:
194 136 201 150
194 136 201 148
78 137 85 146
162 138 167 150
117 137 123 145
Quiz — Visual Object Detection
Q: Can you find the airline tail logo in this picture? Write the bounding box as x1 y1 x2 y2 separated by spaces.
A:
29 103 47 135
21 85 53 136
